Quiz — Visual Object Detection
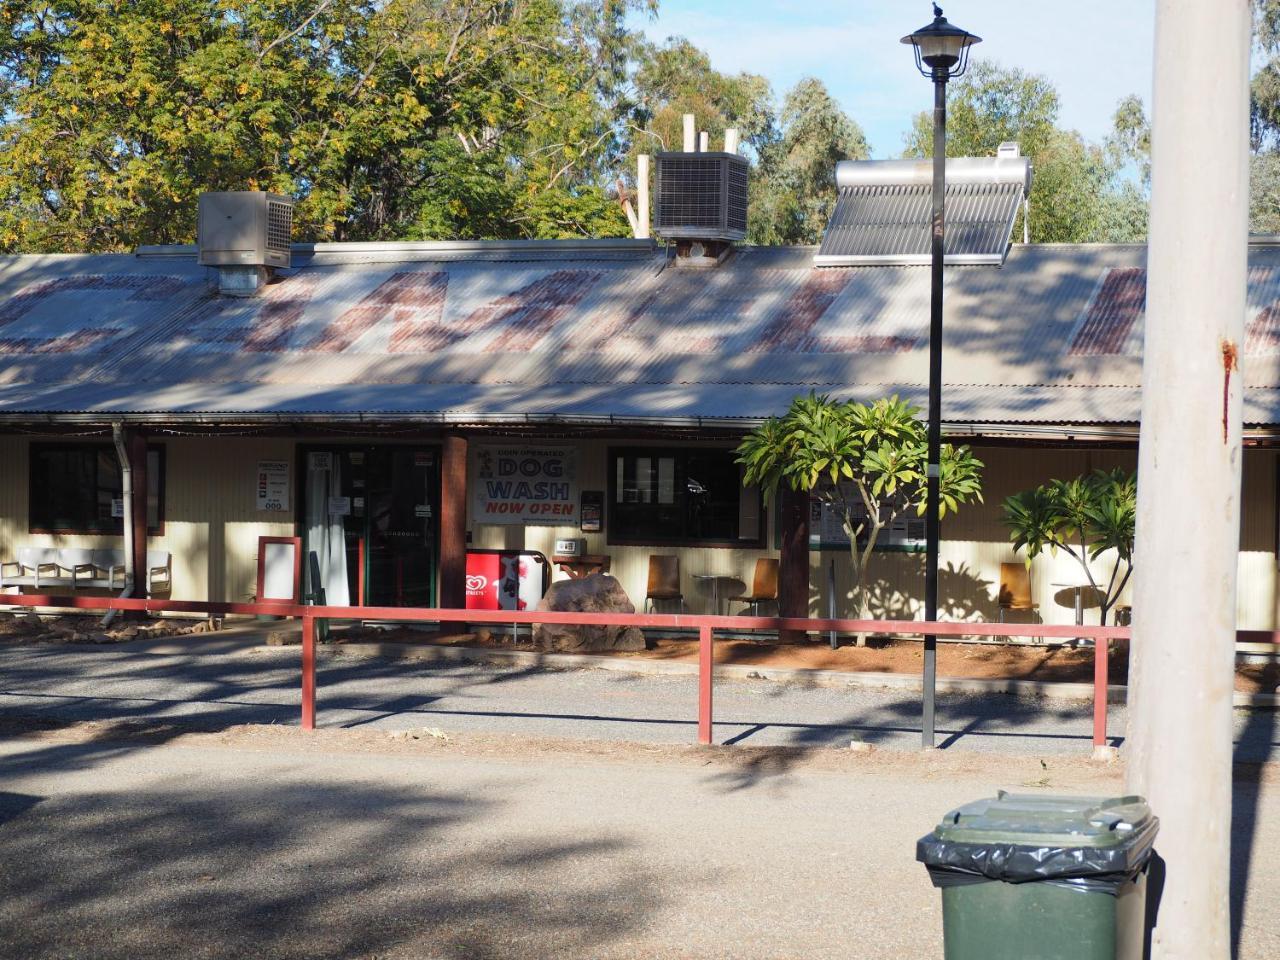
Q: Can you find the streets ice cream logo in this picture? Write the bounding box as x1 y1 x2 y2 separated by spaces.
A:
465 575 489 594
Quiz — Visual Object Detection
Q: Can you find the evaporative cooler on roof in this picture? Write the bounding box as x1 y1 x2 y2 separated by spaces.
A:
653 152 749 242
814 155 1031 266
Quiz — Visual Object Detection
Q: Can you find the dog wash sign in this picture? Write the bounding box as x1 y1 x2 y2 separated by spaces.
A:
473 445 578 525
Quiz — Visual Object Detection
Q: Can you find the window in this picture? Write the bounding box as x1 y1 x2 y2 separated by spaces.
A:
30 444 164 534
608 447 761 546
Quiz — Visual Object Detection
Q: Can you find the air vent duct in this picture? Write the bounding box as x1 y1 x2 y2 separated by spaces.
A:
653 152 749 242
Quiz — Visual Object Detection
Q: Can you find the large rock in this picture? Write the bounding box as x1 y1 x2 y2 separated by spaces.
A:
534 574 646 652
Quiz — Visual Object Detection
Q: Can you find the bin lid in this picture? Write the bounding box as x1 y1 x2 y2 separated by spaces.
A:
930 791 1155 850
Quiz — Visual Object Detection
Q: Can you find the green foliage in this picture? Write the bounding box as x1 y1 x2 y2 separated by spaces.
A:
1002 468 1136 624
737 392 983 618
622 42 866 246
0 0 643 250
748 77 869 245
903 61 1148 244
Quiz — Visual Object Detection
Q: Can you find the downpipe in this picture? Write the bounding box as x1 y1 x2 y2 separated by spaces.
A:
101 423 134 628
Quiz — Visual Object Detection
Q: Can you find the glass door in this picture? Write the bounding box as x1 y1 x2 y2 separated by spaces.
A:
301 446 439 609
363 448 438 607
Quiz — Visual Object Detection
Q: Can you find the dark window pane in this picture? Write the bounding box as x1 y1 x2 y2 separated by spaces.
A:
29 443 165 534
608 447 756 546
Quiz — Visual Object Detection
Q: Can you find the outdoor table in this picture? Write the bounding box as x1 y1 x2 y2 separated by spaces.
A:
692 573 732 616
552 554 610 579
1050 582 1101 626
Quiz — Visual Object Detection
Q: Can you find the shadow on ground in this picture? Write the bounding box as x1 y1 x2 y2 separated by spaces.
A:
0 742 661 960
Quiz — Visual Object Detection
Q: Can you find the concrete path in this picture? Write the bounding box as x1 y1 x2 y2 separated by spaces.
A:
1 720 1277 960
1 640 1278 760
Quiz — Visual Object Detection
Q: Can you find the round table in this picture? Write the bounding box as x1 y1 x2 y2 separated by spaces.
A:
693 574 729 616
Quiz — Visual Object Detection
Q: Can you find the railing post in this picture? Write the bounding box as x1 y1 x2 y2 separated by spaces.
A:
698 623 713 745
1092 634 1109 750
301 613 316 730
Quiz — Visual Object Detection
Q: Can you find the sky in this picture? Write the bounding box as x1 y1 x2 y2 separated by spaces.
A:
632 0 1157 158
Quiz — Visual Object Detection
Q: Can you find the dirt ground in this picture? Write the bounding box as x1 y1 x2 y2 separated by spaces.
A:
328 624 1280 695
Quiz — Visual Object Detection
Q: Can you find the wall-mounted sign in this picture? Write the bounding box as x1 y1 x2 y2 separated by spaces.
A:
256 460 291 512
580 490 603 533
328 496 352 517
110 498 124 518
472 444 578 525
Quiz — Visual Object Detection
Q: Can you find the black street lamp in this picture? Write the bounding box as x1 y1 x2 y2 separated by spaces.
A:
901 5 980 750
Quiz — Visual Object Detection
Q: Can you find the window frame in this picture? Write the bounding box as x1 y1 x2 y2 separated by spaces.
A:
28 442 166 536
606 445 764 549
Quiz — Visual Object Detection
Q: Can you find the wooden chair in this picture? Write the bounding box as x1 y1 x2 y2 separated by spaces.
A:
729 558 779 616
645 555 684 613
998 562 1039 623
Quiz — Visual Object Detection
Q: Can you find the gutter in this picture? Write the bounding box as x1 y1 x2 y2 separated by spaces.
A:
101 423 134 628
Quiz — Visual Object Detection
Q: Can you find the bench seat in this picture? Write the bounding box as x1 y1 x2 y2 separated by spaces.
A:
1 547 171 594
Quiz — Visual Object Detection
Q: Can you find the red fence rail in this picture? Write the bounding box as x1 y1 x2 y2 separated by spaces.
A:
0 593 1139 750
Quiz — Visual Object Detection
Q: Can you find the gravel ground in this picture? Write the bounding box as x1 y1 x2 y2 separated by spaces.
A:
0 721 1276 960
1 640 1278 760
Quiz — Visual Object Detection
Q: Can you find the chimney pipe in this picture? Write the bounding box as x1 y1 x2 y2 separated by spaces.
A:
682 114 696 152
724 128 740 153
699 131 709 153
637 155 651 240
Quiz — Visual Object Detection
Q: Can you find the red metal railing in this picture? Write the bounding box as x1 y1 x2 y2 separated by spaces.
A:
0 593 1134 750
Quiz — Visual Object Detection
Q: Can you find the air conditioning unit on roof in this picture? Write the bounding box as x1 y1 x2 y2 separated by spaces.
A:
653 152 749 242
197 191 293 270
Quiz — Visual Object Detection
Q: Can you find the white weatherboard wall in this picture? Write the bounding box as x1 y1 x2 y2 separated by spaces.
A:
0 435 1274 630
471 439 1278 630
0 435 295 604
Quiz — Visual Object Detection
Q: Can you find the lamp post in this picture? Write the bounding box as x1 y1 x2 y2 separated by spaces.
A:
902 5 980 749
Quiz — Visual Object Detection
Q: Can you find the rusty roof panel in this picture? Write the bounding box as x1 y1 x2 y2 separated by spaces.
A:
0 241 1278 424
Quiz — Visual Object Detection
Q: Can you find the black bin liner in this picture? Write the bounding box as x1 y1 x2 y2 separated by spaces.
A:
916 815 1159 896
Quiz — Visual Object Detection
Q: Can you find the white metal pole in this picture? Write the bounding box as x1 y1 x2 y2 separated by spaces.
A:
637 155 650 240
682 114 696 152
1126 2 1251 958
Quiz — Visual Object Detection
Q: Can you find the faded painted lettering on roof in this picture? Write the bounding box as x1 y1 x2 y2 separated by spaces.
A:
0 274 187 354
1069 268 1147 356
307 272 447 353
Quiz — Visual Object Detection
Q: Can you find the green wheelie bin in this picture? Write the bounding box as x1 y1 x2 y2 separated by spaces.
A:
917 791 1159 960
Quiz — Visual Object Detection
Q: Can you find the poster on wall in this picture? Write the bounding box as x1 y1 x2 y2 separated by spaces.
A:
256 461 291 512
807 484 926 552
472 444 578 525
580 490 603 532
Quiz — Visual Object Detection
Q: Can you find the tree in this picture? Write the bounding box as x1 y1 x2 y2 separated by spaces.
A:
749 77 869 245
903 61 1148 244
737 393 984 630
0 0 643 251
622 45 867 246
1002 468 1136 626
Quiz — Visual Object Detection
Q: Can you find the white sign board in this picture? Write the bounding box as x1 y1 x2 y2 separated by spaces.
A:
261 540 298 602
256 460 290 512
328 496 352 517
473 445 578 525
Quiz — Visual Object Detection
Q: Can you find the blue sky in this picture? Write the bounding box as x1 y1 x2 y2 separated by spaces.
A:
633 1 1157 157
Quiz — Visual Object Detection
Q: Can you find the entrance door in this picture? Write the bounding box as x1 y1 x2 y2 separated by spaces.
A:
302 446 439 608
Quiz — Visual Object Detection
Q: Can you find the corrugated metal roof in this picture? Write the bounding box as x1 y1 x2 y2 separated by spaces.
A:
0 241 1278 425
815 157 1031 267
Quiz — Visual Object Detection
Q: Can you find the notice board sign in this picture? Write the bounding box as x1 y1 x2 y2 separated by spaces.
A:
256 460 290 512
472 444 578 525
257 536 302 605
580 490 603 533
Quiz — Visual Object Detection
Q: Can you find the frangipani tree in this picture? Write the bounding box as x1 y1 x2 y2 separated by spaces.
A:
1002 468 1136 625
737 393 984 627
